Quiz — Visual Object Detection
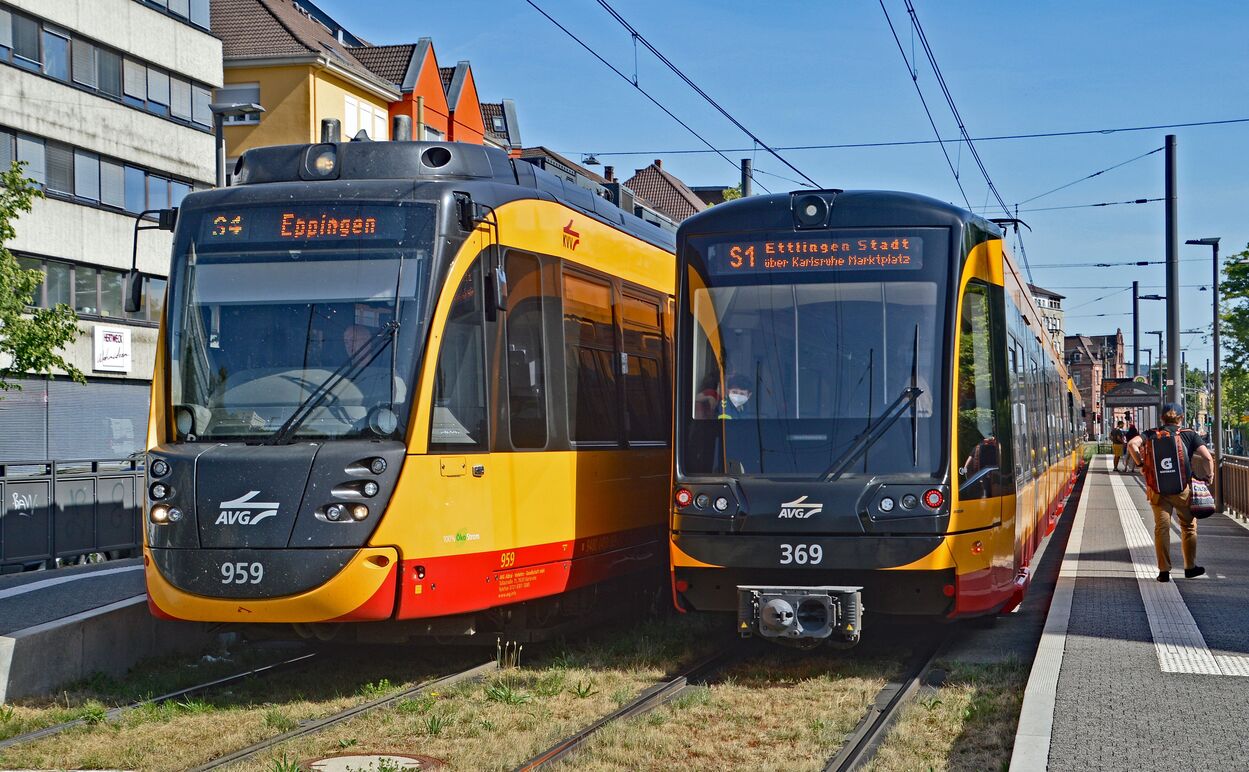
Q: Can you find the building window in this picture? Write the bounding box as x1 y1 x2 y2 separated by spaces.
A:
1 7 212 131
18 256 165 324
492 115 506 134
215 83 261 124
1 126 201 214
132 0 210 31
423 125 444 141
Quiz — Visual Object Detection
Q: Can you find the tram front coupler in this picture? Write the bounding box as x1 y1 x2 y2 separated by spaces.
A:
737 585 863 645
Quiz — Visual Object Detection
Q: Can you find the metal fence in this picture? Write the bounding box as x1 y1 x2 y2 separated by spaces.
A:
1221 455 1249 522
0 458 143 570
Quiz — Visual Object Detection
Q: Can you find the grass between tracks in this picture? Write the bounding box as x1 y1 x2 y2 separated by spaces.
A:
863 659 1029 772
233 615 723 771
0 642 477 771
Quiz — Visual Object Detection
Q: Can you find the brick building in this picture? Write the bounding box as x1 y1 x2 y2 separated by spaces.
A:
1065 329 1126 438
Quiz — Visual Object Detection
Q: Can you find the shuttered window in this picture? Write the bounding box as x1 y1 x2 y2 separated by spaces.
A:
122 58 146 101
0 378 49 462
192 85 212 126
0 129 12 169
0 10 12 50
73 150 99 201
12 13 38 65
217 83 260 124
48 379 150 461
71 37 96 87
168 0 190 18
100 159 124 208
170 77 192 120
96 48 121 97
44 143 73 194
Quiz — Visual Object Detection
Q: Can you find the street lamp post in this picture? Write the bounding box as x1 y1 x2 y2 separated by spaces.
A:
209 102 266 188
1187 237 1222 511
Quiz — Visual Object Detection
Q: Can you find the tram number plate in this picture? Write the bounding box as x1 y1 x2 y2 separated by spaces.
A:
779 544 823 565
220 561 264 585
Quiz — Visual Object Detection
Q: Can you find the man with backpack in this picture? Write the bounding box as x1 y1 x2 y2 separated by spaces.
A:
1126 403 1215 582
1110 420 1127 471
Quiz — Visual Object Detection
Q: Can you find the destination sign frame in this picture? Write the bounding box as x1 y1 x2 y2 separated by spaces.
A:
701 232 925 276
198 204 417 246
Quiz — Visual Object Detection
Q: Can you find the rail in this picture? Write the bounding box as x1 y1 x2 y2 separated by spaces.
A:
1221 454 1249 522
0 458 144 570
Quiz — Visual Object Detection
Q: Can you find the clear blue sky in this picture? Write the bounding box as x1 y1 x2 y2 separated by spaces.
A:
333 0 1247 370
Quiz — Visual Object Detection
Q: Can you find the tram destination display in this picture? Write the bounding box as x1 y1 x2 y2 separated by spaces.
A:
703 231 924 275
200 204 411 245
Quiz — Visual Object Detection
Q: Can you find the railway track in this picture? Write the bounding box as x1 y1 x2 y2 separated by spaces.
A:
0 649 319 752
511 646 742 771
190 659 498 771
822 632 949 772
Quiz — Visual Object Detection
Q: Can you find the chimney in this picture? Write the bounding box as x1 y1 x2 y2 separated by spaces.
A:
654 158 662 169
604 165 614 182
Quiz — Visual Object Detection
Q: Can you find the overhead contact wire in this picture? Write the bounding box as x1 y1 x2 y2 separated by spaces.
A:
523 0 771 193
593 0 820 189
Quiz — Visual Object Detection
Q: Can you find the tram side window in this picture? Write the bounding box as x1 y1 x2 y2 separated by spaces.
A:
956 283 1000 498
505 252 548 449
430 262 487 450
563 272 619 444
1010 341 1028 479
621 292 668 444
1030 357 1041 473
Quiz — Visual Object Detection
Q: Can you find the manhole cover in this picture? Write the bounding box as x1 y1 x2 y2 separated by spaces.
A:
303 752 446 771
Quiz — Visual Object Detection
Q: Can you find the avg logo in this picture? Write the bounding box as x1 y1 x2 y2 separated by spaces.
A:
562 220 581 251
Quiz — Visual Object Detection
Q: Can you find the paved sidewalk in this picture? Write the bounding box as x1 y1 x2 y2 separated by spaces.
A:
0 558 143 635
1012 456 1249 771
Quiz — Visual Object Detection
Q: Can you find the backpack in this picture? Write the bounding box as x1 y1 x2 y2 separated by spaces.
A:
1140 428 1192 496
1110 427 1125 444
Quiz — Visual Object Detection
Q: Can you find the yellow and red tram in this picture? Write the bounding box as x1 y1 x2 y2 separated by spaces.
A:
668 190 1081 646
141 133 674 640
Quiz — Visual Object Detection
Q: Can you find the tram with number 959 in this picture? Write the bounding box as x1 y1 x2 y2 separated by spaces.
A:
136 122 676 642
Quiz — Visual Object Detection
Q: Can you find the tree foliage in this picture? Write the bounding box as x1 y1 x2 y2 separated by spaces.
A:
718 185 742 203
0 161 84 391
1219 242 1249 370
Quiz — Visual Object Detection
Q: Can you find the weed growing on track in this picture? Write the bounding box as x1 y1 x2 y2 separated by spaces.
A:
556 645 899 771
229 615 724 772
0 646 477 771
864 659 1028 772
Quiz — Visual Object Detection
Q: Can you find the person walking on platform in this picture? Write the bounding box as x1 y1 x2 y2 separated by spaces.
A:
1110 421 1127 471
1124 420 1141 472
1126 403 1213 582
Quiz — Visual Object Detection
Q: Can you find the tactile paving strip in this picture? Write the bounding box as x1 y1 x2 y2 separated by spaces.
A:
1108 463 1249 677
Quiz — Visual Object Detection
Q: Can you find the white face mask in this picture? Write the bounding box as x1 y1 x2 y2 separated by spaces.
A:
728 392 750 408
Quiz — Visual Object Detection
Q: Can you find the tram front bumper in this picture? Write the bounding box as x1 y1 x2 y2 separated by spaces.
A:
738 585 862 643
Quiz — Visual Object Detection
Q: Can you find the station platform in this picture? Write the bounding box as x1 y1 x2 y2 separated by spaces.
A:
0 558 215 702
1012 456 1249 771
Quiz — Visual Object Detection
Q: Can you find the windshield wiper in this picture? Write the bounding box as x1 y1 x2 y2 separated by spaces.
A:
820 384 923 481
263 321 398 446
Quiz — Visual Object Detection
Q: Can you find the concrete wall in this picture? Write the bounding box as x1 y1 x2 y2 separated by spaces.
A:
0 596 217 704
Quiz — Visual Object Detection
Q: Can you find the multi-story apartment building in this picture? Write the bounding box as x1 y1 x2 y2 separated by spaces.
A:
1064 329 1126 438
1029 284 1065 350
0 0 220 462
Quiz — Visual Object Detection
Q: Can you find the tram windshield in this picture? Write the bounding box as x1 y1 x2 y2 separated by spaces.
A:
681 228 948 479
167 201 435 442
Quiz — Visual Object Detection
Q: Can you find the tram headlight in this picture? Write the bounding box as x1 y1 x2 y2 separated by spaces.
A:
166 507 183 523
362 481 380 498
694 493 710 509
879 497 896 513
901 494 919 510
368 457 387 475
150 459 170 478
325 503 348 522
149 483 169 501
150 504 170 524
351 504 369 521
308 145 337 177
713 496 730 512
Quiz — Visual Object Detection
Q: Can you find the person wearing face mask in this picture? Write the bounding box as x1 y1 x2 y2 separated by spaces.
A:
718 374 757 419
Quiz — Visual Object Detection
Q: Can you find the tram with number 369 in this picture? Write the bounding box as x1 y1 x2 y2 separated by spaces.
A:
669 190 1082 647
137 122 675 642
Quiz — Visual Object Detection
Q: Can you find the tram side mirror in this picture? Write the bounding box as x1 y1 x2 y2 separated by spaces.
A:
157 208 178 231
455 193 475 231
484 265 507 321
124 270 144 314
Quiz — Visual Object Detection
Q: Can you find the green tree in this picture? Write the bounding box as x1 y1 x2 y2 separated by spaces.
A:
1219 242 1249 369
718 185 742 203
0 161 84 391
